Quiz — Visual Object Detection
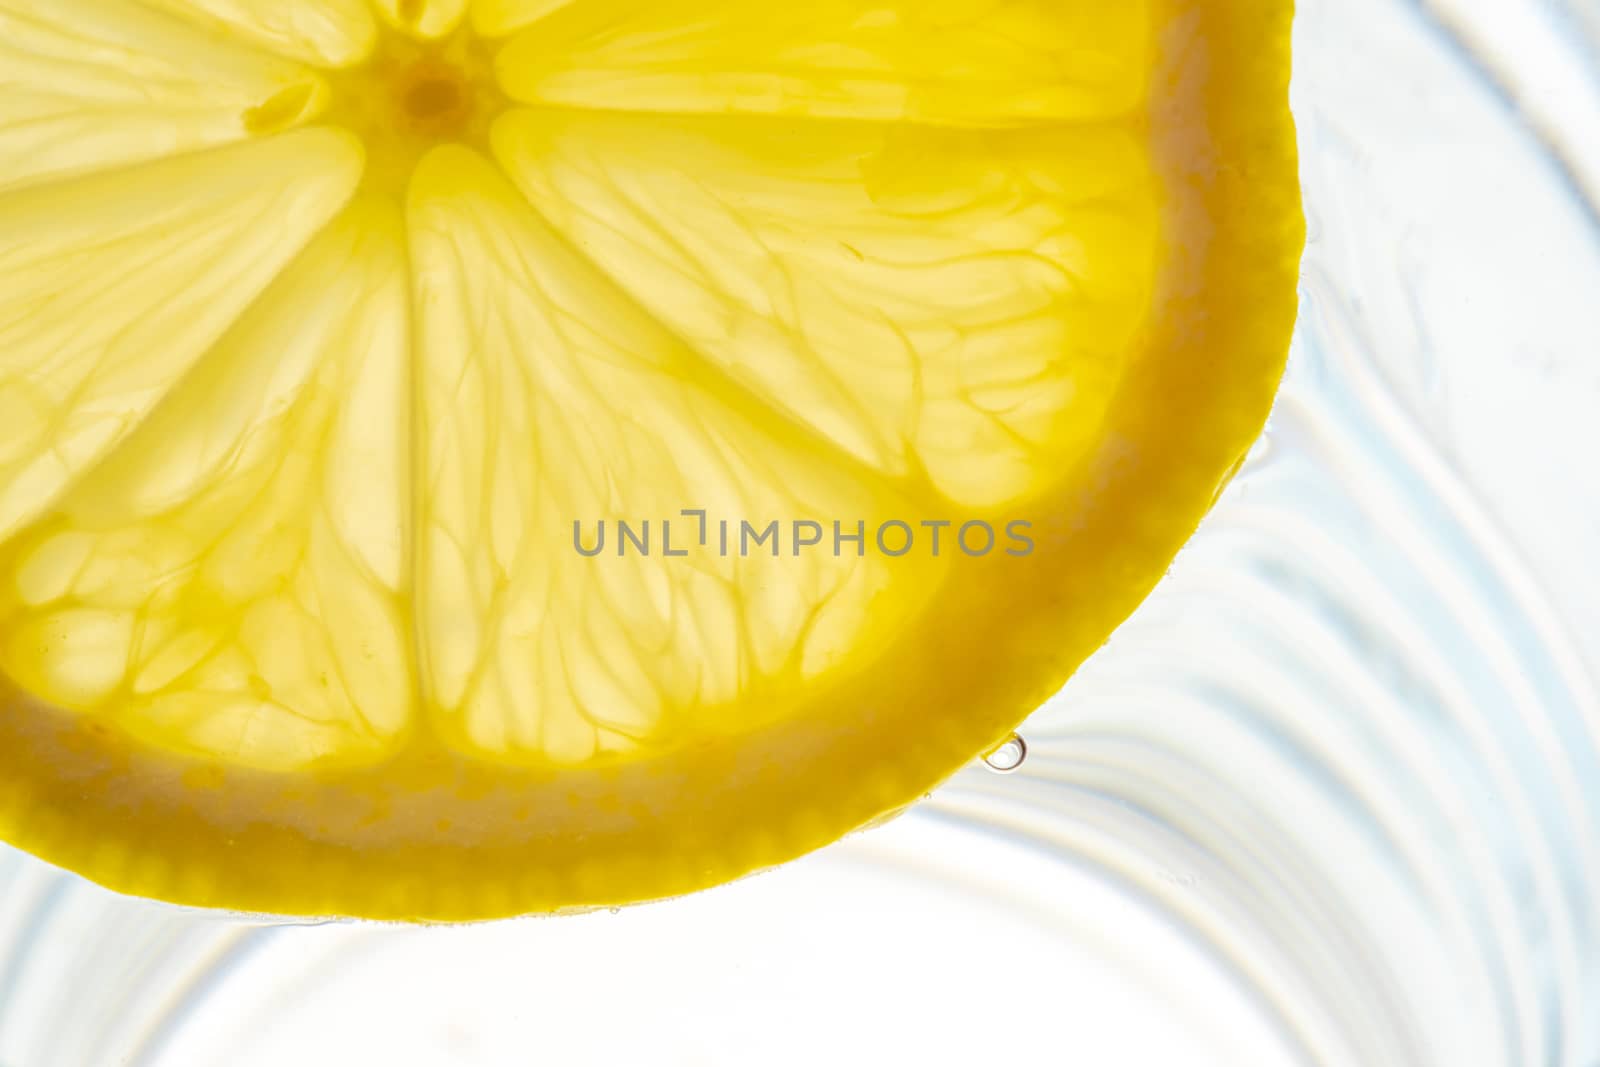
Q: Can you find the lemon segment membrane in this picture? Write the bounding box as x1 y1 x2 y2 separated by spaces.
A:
0 0 332 192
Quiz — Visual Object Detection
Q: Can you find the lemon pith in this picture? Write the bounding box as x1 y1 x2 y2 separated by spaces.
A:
0 0 1303 920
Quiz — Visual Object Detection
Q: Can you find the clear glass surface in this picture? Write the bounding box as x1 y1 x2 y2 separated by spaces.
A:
3 1 1599 1064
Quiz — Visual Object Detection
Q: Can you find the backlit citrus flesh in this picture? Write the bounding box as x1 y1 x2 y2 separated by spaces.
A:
0 0 1302 920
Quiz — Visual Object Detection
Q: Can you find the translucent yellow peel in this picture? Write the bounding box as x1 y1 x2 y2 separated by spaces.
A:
0 0 1302 920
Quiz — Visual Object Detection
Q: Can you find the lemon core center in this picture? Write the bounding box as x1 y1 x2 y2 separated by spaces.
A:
401 71 467 128
329 28 505 190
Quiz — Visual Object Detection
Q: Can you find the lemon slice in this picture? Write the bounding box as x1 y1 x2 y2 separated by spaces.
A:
0 0 1302 920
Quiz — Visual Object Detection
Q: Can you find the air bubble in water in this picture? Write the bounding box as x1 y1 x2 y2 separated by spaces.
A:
982 733 1027 773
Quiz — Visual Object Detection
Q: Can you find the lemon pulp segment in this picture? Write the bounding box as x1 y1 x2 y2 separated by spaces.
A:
0 0 1302 919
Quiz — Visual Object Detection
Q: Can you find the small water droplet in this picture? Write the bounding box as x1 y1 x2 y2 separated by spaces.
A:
982 733 1027 774
608 907 621 915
